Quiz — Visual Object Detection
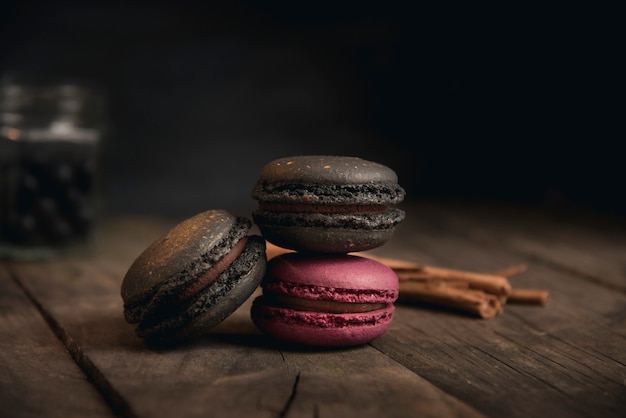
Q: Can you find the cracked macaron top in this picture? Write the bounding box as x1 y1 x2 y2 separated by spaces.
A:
121 209 266 344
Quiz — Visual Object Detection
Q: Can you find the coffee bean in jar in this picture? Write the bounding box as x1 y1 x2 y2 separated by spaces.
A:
0 76 104 259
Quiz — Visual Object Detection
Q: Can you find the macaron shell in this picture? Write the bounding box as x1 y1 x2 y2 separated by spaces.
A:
258 224 397 254
121 210 243 307
256 155 399 184
251 300 395 346
251 155 405 206
265 253 399 294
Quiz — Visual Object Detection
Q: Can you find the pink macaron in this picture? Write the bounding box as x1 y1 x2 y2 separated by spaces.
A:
250 252 399 347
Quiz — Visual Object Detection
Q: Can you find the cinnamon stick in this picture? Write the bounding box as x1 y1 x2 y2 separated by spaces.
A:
398 281 503 319
507 288 550 305
394 265 512 298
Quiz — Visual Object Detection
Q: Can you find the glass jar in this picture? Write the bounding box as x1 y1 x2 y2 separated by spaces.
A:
0 76 104 259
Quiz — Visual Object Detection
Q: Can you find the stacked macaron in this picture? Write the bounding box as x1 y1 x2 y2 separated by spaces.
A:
250 156 405 346
120 155 404 348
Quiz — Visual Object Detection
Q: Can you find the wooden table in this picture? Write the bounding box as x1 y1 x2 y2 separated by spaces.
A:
2 201 625 418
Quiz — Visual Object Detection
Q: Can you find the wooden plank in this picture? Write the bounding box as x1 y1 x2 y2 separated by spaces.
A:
276 343 480 418
0 265 114 418
405 200 626 291
6 218 484 418
376 306 625 418
368 205 626 417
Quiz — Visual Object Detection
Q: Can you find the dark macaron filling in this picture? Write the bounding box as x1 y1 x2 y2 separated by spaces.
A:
257 293 388 314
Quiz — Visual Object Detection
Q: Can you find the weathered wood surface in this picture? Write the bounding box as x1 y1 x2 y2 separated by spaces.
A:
408 200 626 292
1 201 625 417
0 264 113 418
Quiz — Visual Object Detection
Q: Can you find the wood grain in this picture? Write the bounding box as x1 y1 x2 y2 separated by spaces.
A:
2 202 625 418
0 265 113 418
406 201 626 292
6 217 483 418
367 202 626 417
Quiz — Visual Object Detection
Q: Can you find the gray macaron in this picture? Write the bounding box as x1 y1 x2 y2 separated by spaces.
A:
121 210 266 345
251 155 405 253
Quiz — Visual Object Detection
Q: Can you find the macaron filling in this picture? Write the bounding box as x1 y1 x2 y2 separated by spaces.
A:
258 202 389 214
262 293 388 313
252 302 394 328
177 237 247 302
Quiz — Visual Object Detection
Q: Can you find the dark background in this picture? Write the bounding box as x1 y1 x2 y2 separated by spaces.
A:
1 1 622 219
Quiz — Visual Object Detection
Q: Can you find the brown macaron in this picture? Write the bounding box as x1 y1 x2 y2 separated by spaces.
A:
251 155 406 253
121 210 266 345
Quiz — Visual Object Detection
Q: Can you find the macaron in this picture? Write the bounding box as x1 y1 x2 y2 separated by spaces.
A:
121 210 266 345
251 155 406 253
251 252 399 347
